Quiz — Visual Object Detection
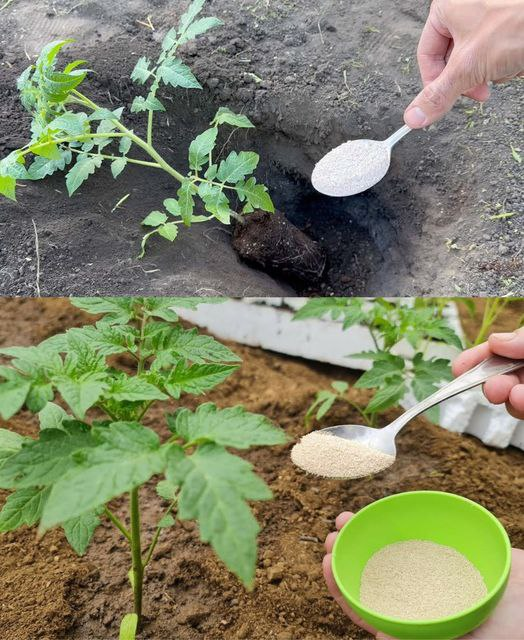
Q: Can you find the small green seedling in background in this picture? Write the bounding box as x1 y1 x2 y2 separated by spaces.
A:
0 0 274 256
295 298 463 427
0 297 286 631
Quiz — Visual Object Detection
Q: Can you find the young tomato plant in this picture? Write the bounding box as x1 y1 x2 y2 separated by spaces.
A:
294 298 463 427
0 0 274 256
0 297 286 635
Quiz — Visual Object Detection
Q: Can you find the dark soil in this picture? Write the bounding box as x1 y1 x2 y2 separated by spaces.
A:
0 298 523 640
0 0 522 297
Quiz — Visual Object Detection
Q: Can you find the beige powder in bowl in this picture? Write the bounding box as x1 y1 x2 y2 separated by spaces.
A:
360 540 488 621
290 431 395 479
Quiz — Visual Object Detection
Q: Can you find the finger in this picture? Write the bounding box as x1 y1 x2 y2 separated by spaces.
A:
463 82 491 101
325 531 338 553
508 384 524 419
404 53 469 128
322 554 379 636
488 329 524 359
417 13 451 85
452 342 491 377
483 373 521 404
335 511 353 530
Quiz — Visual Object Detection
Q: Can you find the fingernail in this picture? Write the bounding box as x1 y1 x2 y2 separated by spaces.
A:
405 106 428 128
491 332 516 341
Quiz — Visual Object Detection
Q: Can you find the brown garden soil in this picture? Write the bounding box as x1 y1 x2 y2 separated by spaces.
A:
0 298 523 640
0 0 523 298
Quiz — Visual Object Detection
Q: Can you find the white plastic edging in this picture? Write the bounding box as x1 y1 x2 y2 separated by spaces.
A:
174 299 524 451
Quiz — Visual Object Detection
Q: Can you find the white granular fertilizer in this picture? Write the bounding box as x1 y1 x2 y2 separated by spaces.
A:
360 540 488 621
290 431 394 479
311 139 390 197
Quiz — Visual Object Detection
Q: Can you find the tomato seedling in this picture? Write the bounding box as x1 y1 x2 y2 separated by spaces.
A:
0 297 286 634
294 298 463 427
0 0 275 256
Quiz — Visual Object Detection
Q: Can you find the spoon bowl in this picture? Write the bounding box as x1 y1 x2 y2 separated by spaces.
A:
318 355 523 462
311 124 411 197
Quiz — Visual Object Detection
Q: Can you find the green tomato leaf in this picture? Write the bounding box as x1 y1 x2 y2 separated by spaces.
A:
65 154 103 196
0 368 32 419
216 151 259 184
27 149 72 180
142 211 168 227
158 223 179 242
365 377 407 414
162 363 238 399
0 423 97 490
355 355 405 389
167 443 271 587
131 95 166 113
130 57 152 85
178 16 223 44
111 157 127 179
0 175 16 201
0 487 50 532
167 403 286 448
119 136 133 156
105 374 168 402
119 613 139 640
48 112 89 136
158 59 202 90
70 298 136 325
38 402 69 431
41 422 166 528
198 182 231 223
212 107 254 129
0 429 26 468
177 179 196 225
62 509 101 555
55 372 109 419
178 0 206 34
188 128 218 171
236 177 274 213
164 198 181 217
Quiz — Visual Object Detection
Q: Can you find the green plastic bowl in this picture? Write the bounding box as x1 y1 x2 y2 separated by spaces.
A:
332 491 511 640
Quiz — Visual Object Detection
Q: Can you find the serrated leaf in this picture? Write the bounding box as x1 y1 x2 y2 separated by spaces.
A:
0 429 25 467
167 443 271 587
66 154 103 196
162 27 178 52
70 298 136 325
111 157 127 179
58 323 137 356
189 128 218 171
119 137 133 156
32 141 62 161
62 509 101 555
27 149 72 180
131 95 165 113
167 403 286 447
130 56 152 84
293 298 364 323
89 108 122 122
178 16 223 44
198 182 230 222
158 59 202 90
158 513 176 528
236 177 274 213
177 179 196 225
143 211 168 227
355 355 405 389
212 107 254 129
366 377 406 413
26 381 54 413
55 372 108 419
162 363 238 399
178 0 206 35
0 367 32 419
48 112 88 136
0 424 96 490
164 198 181 216
216 151 259 184
105 375 168 402
41 422 166 527
331 381 349 394
38 402 69 431
156 478 179 501
0 487 50 532
145 325 240 366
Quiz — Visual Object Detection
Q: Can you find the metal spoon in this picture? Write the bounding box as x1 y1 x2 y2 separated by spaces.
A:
320 355 524 457
311 124 412 197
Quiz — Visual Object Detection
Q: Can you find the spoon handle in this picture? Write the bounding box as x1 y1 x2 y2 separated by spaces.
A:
390 355 524 435
384 124 411 149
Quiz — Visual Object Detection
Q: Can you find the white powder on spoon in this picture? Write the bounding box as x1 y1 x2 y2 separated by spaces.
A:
360 540 488 621
290 431 395 479
311 139 391 197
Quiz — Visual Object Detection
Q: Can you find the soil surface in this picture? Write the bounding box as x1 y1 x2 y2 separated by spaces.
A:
0 0 522 297
0 298 523 640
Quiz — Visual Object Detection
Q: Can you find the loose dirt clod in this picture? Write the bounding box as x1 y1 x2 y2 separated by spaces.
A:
312 140 390 197
360 540 488 620
290 431 395 478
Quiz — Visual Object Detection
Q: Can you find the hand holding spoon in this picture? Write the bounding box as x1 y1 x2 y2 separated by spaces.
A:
321 355 523 458
311 124 412 197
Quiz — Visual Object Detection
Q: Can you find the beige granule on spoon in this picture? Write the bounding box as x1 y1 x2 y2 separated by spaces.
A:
360 540 488 620
290 431 395 479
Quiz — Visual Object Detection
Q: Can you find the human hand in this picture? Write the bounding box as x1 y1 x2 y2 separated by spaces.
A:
453 328 524 419
404 0 524 128
323 512 524 639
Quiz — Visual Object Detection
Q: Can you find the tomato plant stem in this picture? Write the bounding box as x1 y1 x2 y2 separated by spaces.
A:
130 487 144 623
69 147 161 169
142 498 177 569
104 506 132 542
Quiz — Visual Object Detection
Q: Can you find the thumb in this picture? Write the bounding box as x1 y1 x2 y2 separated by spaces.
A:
488 328 524 359
404 60 466 128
